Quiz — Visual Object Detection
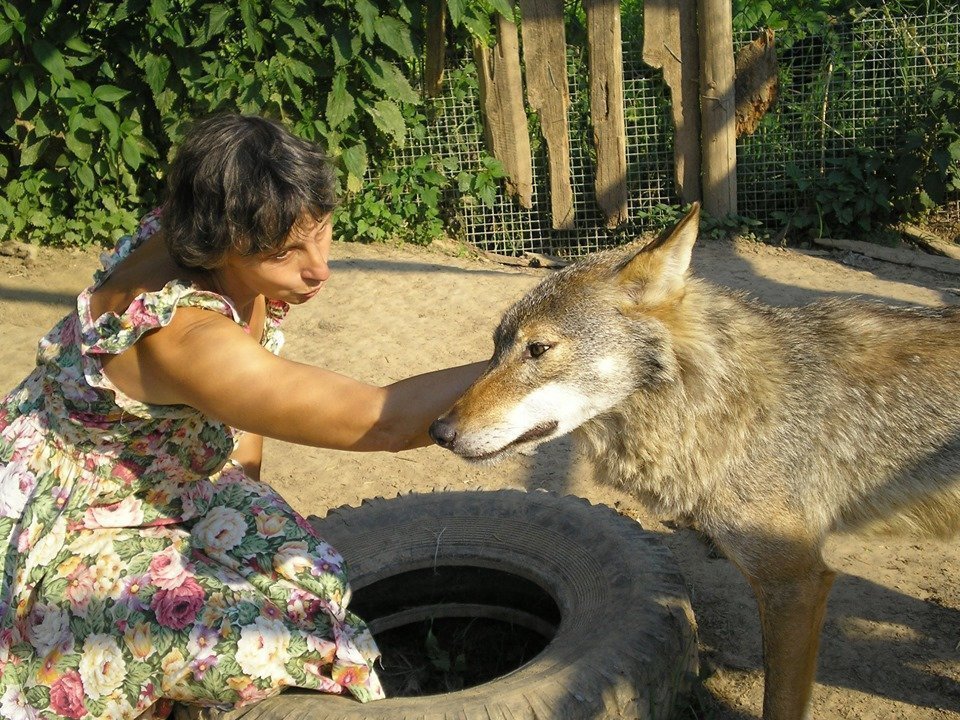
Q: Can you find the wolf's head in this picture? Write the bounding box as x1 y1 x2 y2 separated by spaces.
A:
430 204 702 463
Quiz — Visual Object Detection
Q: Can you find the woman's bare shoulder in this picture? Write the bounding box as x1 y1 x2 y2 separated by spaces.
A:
99 299 260 406
90 231 208 319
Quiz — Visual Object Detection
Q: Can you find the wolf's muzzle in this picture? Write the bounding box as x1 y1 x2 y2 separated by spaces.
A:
429 416 457 448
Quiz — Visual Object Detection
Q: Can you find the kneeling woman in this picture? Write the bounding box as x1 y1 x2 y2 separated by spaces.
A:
0 113 485 719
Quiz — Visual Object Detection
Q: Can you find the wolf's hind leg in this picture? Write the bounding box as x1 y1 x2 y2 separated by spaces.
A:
722 532 835 720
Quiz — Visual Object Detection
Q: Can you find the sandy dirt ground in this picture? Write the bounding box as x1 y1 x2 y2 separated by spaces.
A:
1 232 958 719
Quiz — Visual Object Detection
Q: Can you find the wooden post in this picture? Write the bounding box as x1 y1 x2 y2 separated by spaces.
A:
585 0 628 228
518 0 575 230
424 0 447 97
642 0 702 204
698 0 737 216
473 2 534 208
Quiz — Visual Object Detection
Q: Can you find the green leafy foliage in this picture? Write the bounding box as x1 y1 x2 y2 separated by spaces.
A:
776 66 960 238
732 0 944 45
0 0 512 248
776 149 893 236
337 154 449 244
886 67 960 217
701 210 766 241
335 153 506 246
455 154 508 210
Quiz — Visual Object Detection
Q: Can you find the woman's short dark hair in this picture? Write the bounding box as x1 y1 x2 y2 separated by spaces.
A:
162 113 337 269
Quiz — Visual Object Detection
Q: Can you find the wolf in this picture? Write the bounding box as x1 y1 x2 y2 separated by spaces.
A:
429 204 960 720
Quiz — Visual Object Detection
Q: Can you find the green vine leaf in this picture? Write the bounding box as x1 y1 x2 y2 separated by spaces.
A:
354 0 379 42
326 71 355 128
446 0 465 26
32 40 70 83
368 99 406 145
374 16 415 59
341 143 367 175
142 53 171 96
121 136 142 169
94 104 120 137
362 58 419 106
19 139 45 166
76 164 95 189
205 5 232 40
93 84 129 102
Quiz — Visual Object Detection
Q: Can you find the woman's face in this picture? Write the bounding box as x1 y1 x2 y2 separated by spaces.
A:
221 212 333 305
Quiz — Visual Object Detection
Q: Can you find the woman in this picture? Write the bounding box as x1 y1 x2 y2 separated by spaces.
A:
0 113 486 720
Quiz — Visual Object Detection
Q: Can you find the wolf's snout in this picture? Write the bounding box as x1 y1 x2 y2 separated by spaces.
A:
429 417 457 448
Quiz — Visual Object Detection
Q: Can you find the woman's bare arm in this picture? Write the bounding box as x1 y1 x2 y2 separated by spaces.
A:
100 307 488 452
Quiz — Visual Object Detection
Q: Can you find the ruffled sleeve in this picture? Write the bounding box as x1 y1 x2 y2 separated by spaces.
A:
75 283 243 418
93 209 163 287
80 282 239 356
73 209 292 416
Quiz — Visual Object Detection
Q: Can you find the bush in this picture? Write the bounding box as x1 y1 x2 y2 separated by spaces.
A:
887 66 960 217
0 0 510 248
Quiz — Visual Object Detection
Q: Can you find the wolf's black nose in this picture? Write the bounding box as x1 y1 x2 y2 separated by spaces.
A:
429 418 457 448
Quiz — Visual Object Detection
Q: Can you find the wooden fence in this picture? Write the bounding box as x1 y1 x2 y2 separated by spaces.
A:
426 0 749 227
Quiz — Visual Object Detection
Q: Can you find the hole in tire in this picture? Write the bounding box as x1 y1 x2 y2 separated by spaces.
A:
350 565 560 697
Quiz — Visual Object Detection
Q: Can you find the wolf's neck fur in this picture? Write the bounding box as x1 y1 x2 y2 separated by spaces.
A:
579 279 763 519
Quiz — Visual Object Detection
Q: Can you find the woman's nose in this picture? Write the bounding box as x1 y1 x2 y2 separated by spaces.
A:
302 260 330 283
301 245 331 282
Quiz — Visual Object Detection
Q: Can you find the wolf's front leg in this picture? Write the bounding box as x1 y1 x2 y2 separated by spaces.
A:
719 528 836 720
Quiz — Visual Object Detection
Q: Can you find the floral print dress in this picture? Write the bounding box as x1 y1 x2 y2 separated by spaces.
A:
0 212 384 720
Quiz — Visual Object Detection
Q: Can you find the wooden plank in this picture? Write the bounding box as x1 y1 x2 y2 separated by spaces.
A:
518 0 575 230
642 0 702 204
585 0 628 228
472 3 534 208
424 0 447 97
898 222 960 260
698 0 737 216
483 250 570 267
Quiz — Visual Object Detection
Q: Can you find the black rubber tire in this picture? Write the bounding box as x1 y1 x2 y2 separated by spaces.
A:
235 489 698 720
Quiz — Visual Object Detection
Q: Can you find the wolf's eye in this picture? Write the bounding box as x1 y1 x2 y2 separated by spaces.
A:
526 342 551 359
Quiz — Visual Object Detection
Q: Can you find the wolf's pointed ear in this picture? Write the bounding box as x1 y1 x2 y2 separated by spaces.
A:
618 203 701 301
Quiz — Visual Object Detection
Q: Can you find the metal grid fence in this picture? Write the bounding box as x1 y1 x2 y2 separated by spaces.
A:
737 5 960 227
391 4 960 257
392 46 676 257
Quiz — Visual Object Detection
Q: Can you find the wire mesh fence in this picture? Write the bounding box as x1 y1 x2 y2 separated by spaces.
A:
737 5 960 228
388 3 960 257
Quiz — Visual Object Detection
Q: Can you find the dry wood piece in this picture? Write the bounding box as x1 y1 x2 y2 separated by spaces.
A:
735 28 778 137
585 0 628 228
698 0 738 216
812 236 960 277
473 4 534 208
898 222 960 260
483 249 570 268
519 0 575 230
642 0 702 203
